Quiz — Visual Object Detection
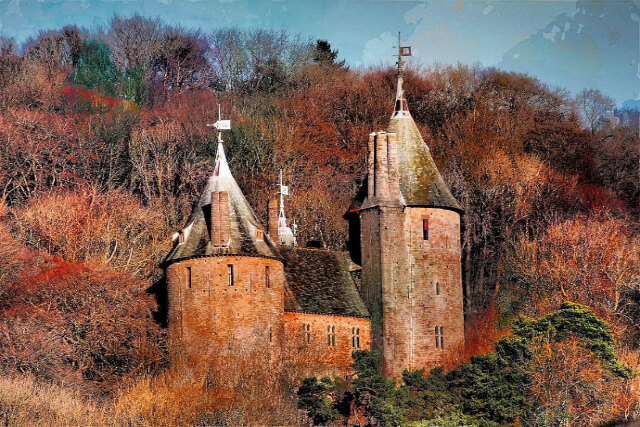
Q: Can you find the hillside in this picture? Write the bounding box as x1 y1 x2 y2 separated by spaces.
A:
0 15 639 426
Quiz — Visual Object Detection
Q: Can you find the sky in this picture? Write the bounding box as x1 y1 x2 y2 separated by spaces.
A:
0 0 639 106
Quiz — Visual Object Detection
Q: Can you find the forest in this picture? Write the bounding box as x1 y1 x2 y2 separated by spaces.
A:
0 13 639 426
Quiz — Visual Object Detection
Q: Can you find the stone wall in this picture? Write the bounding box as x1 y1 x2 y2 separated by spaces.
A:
283 312 370 377
404 207 464 372
166 255 285 371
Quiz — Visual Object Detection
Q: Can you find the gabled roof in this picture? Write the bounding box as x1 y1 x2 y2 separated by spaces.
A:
281 248 369 318
164 143 279 265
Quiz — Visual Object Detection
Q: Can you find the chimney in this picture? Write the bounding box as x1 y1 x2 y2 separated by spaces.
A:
267 197 279 248
387 132 401 203
374 131 389 203
211 191 230 246
367 132 376 199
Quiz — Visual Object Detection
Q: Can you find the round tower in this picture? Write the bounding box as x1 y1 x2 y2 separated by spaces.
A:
346 35 464 378
163 142 285 372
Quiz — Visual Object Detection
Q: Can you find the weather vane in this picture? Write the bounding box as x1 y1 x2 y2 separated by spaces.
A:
392 32 412 119
206 104 231 143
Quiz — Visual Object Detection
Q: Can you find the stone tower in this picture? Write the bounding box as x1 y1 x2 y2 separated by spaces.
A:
163 142 285 370
346 51 464 379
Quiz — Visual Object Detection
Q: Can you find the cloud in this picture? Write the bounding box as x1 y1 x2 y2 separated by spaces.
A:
407 24 482 65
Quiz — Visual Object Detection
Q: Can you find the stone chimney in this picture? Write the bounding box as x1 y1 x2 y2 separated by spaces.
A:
364 131 402 207
267 197 279 248
387 132 401 203
210 191 230 246
367 132 376 199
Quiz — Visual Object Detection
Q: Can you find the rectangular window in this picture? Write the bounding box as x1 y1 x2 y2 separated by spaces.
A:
422 219 429 240
256 229 264 240
227 264 234 287
186 266 192 289
436 281 440 296
269 326 273 343
265 266 270 288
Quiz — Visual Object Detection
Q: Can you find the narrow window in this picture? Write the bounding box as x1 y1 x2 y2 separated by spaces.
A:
265 265 270 288
435 326 444 349
327 325 336 347
178 231 185 244
435 281 440 295
269 326 273 343
186 266 192 289
352 327 360 349
256 229 264 240
227 264 234 287
423 219 429 240
303 323 311 344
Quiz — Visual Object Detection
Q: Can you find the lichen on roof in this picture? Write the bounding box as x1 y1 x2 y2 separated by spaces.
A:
388 116 462 211
281 248 369 318
164 143 279 264
348 116 462 214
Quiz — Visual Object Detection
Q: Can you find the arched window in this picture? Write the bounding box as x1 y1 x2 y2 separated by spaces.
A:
327 325 336 347
352 327 360 349
435 326 444 349
422 219 429 240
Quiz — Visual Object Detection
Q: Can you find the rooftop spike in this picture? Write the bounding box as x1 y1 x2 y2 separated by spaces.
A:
392 31 412 119
277 169 297 247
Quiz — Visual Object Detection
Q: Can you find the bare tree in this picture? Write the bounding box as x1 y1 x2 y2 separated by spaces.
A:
575 88 616 134
108 14 162 70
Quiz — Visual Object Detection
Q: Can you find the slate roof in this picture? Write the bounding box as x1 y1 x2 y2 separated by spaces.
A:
164 143 279 265
348 112 463 214
280 248 369 318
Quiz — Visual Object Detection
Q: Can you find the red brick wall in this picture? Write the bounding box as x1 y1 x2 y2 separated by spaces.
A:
166 256 285 371
283 312 370 377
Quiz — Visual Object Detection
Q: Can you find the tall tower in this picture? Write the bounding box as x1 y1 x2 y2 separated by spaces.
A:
163 119 285 372
346 34 465 378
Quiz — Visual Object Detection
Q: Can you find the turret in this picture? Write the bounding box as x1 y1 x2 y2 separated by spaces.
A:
346 34 465 378
163 117 286 374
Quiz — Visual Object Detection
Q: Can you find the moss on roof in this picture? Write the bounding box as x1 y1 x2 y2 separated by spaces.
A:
281 248 369 318
164 143 279 265
348 117 462 214
389 117 462 211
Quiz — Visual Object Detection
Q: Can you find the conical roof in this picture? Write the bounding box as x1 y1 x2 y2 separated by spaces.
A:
387 116 462 211
164 143 279 264
347 75 462 213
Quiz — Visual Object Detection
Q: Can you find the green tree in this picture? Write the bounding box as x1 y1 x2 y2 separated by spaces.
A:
297 376 340 425
72 40 118 95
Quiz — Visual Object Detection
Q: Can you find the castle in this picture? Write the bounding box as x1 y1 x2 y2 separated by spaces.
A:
162 54 465 379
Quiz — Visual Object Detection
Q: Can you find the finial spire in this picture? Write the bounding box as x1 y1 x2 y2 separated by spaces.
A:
207 103 232 143
392 32 412 119
207 104 233 177
277 169 297 247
